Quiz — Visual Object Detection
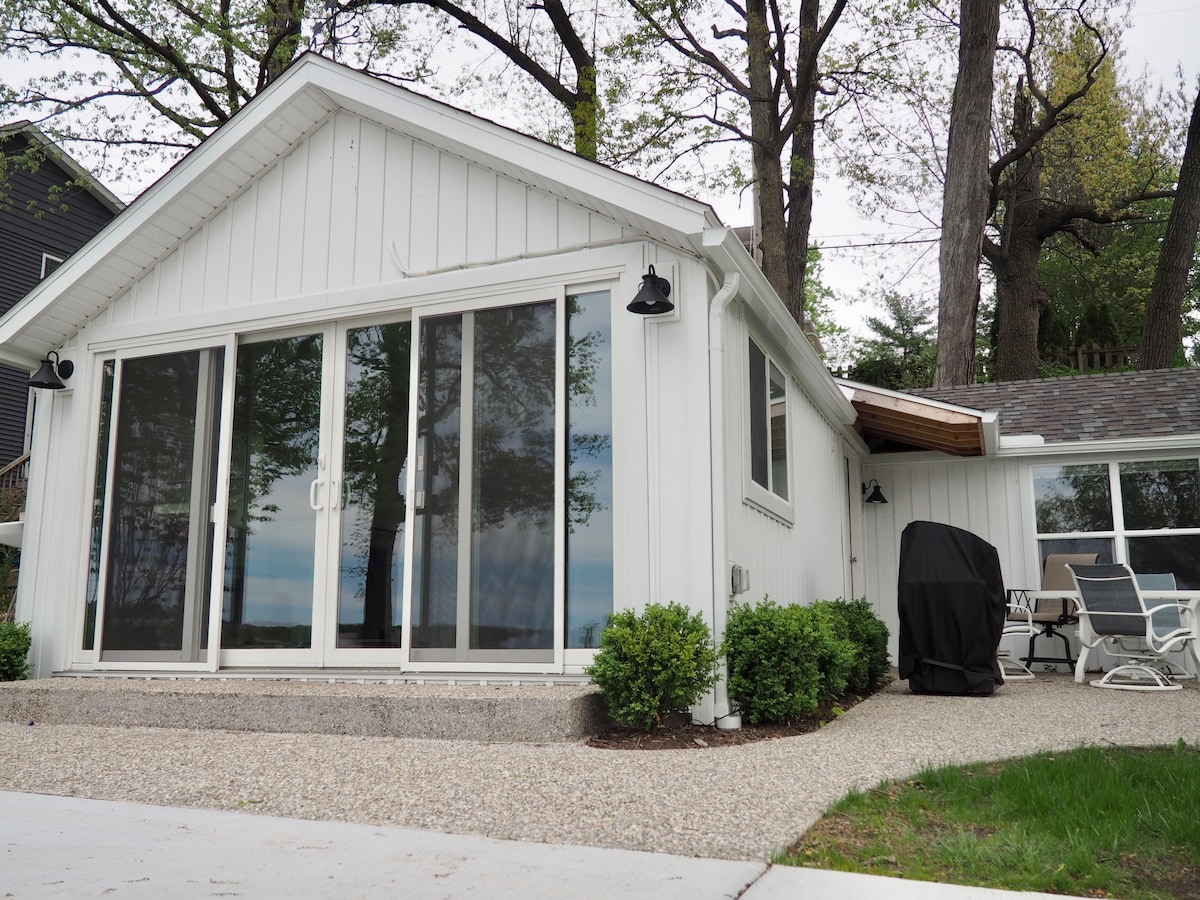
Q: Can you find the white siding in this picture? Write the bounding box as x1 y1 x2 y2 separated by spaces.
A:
100 111 634 327
861 455 1025 659
719 302 856 616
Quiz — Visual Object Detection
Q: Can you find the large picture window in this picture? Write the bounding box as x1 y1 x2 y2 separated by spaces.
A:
1032 458 1200 588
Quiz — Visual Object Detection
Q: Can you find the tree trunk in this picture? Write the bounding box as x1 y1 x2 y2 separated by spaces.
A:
746 0 790 311
1140 84 1200 369
989 84 1047 382
933 0 1000 387
783 0 819 328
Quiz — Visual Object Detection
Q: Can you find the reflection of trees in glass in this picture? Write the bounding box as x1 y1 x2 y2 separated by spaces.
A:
1033 464 1113 534
338 323 410 647
567 294 609 532
472 304 557 531
1119 460 1200 531
102 351 220 652
224 335 322 647
566 291 613 649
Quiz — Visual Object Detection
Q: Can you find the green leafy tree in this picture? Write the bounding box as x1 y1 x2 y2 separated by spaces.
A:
846 290 937 390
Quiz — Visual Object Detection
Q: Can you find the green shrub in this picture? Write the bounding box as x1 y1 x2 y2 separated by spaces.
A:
724 597 889 724
587 602 719 731
823 598 891 693
0 620 32 681
724 598 824 724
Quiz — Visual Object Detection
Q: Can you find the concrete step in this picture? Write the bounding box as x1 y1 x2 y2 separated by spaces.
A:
0 677 608 743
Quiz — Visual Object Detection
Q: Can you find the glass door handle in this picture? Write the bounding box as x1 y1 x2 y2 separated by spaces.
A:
330 478 340 510
309 478 324 511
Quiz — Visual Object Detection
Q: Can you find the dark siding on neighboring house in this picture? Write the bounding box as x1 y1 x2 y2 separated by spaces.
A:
0 128 119 466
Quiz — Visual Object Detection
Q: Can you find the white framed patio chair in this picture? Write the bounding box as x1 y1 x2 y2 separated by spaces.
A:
998 601 1039 681
1004 552 1097 674
1068 563 1198 691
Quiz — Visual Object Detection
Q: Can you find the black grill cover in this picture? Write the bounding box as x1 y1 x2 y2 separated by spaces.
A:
898 520 1006 695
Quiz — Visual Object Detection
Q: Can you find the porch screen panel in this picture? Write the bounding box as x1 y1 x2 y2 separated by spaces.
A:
100 349 223 656
337 322 411 648
411 316 463 649
566 290 613 649
469 301 556 650
223 335 322 649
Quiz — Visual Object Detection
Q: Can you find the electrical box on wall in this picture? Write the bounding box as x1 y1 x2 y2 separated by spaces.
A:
731 564 750 595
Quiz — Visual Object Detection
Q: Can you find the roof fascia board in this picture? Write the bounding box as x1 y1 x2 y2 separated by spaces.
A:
0 76 339 354
994 433 1200 459
699 226 858 430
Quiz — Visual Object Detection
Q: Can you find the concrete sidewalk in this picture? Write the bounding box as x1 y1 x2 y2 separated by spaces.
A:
2 791 1080 899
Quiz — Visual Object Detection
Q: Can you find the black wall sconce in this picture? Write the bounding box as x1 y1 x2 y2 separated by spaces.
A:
626 265 674 315
28 350 74 391
862 479 887 504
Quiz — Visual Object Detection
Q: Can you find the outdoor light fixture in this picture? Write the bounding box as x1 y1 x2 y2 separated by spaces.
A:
862 479 888 504
28 350 74 391
626 265 674 315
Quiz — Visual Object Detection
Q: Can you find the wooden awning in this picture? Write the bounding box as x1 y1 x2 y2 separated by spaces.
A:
848 386 987 457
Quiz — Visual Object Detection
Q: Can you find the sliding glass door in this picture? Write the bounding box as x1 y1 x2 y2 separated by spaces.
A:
83 290 604 672
92 347 224 664
408 300 561 665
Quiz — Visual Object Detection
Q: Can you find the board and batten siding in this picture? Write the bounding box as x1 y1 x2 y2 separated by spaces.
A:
861 455 1025 659
720 301 856 619
91 111 636 331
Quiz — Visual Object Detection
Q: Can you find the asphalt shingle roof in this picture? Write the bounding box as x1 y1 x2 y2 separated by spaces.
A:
914 368 1200 445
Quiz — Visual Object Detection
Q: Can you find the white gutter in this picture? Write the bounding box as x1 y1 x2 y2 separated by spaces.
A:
707 269 742 729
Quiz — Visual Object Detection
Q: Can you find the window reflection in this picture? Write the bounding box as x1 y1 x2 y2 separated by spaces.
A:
566 291 613 649
100 350 222 659
224 335 323 649
1033 464 1113 533
1119 459 1200 531
337 323 411 649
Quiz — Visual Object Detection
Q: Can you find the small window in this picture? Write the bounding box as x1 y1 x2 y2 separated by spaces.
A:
40 253 64 279
748 337 788 501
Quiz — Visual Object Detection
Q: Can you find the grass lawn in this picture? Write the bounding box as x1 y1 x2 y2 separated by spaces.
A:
779 741 1200 899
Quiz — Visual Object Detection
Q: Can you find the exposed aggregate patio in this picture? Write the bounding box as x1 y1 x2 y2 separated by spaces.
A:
2 673 1199 862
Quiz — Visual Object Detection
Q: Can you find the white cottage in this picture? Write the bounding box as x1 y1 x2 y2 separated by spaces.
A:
2 54 874 721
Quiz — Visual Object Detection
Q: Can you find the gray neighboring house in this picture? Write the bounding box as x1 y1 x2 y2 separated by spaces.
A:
0 122 123 468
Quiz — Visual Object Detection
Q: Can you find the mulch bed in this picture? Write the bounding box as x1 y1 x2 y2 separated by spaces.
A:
586 695 866 750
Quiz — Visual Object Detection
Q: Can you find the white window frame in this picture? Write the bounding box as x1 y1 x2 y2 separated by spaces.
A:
1027 454 1200 586
40 252 64 279
744 335 794 524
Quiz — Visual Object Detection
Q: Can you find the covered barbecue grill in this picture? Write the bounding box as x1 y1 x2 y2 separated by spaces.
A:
898 520 1006 695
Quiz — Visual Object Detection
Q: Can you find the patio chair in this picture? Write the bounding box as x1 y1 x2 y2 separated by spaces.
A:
997 599 1039 681
1005 552 1097 672
1068 563 1198 691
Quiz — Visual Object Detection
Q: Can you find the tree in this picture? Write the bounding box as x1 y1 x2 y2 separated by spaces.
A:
934 0 1000 387
983 7 1177 380
1141 84 1200 369
846 290 937 390
619 0 853 325
0 0 619 198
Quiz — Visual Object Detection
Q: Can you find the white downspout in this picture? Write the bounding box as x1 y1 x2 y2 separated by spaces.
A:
708 271 741 729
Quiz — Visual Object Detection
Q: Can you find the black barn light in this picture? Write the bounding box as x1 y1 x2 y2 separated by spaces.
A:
626 265 674 315
28 350 74 390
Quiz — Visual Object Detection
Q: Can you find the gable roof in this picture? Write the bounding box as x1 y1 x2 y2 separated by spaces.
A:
915 368 1200 444
0 53 722 371
0 54 859 435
